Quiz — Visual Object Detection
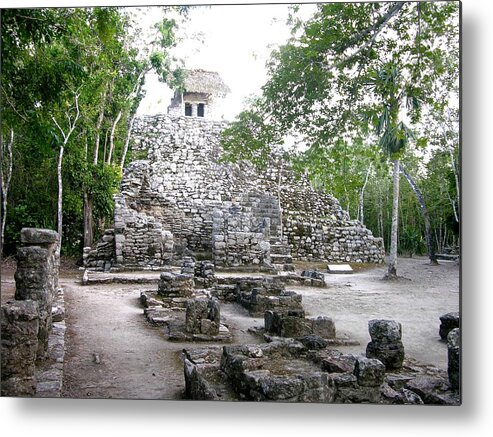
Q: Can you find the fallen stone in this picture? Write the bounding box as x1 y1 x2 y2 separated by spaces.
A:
296 335 328 350
439 312 460 340
354 356 386 387
51 305 65 322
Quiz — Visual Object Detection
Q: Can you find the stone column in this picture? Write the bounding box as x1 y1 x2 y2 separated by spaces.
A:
14 228 59 360
185 298 220 335
447 328 460 391
1 300 40 396
366 319 405 370
191 103 198 117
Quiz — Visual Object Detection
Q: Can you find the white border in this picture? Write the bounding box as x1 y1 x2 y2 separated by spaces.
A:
1 0 492 435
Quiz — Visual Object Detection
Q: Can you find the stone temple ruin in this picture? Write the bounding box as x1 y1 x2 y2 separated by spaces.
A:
76 72 459 404
84 70 385 272
1 72 459 404
167 69 231 120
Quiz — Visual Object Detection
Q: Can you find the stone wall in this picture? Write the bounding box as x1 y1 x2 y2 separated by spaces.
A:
212 203 272 268
86 114 384 269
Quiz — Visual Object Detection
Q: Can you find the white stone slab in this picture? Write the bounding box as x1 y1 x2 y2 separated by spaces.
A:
327 264 353 274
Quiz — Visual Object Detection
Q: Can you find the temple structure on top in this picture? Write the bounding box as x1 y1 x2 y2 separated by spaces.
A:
167 69 230 120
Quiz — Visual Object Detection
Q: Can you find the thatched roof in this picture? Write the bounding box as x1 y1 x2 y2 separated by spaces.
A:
182 69 231 97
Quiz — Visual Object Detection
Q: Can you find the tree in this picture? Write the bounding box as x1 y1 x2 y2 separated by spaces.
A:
1 129 14 248
400 162 437 264
221 1 459 277
1 7 184 256
52 91 81 253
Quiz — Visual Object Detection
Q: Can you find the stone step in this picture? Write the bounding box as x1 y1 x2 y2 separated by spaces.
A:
272 263 296 272
270 254 293 264
270 244 291 256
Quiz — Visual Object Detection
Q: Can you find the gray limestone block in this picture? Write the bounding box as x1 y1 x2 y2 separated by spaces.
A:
15 246 50 267
296 335 328 350
21 228 58 245
439 312 460 340
280 316 312 338
207 298 221 325
354 356 386 387
1 300 40 382
368 319 402 343
159 272 174 282
320 352 357 374
200 319 219 336
366 341 405 370
247 371 306 401
185 299 209 334
311 316 336 339
264 310 276 333
447 328 460 391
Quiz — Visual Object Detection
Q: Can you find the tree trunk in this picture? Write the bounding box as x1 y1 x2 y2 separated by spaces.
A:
443 128 460 223
400 163 438 265
83 190 94 248
1 128 14 249
52 92 80 256
93 86 108 165
107 110 122 165
358 163 372 225
57 144 64 255
385 158 400 279
120 113 136 171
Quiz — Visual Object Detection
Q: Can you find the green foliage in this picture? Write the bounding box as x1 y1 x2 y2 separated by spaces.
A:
220 1 460 257
399 227 426 257
4 204 54 255
1 6 182 256
87 164 121 220
220 105 282 169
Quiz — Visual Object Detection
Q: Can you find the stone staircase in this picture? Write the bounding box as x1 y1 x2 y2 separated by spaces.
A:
269 237 295 272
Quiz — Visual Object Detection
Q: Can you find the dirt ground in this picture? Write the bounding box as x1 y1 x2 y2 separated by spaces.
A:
0 255 459 400
292 257 460 369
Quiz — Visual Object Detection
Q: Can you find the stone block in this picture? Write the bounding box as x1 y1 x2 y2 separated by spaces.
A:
368 319 402 343
354 357 386 387
439 312 460 340
264 310 282 334
320 352 356 374
158 272 194 297
311 316 336 339
297 335 328 350
447 328 460 391
366 341 405 370
20 228 58 245
327 264 353 274
281 316 312 338
186 298 220 335
1 300 39 396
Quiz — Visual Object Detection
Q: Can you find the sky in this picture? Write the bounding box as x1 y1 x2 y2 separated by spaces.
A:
136 3 317 119
7 0 316 120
